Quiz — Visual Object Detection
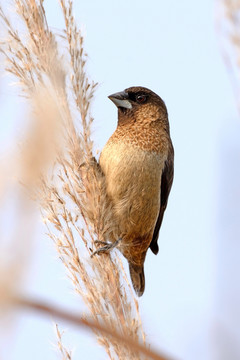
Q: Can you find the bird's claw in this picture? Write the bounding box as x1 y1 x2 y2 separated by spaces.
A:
91 238 122 258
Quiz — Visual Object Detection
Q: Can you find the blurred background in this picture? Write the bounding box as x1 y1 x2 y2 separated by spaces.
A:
1 0 240 359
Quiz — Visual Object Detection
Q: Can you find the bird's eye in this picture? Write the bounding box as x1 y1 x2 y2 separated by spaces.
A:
136 94 147 104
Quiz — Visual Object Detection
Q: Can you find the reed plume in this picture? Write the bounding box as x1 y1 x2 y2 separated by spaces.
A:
0 1 152 359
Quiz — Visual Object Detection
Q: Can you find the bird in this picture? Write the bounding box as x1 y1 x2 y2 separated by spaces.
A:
96 86 174 296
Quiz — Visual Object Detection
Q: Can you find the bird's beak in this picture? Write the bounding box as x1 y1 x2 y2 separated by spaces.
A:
108 91 132 109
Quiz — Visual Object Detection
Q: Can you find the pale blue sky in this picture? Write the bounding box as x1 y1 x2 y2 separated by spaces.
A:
0 0 239 359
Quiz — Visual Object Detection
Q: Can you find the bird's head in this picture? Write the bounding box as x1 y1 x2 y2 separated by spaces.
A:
108 86 168 128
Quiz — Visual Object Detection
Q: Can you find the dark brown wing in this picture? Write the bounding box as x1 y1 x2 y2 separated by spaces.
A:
149 142 174 255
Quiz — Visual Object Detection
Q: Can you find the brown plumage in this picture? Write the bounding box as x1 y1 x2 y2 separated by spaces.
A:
99 86 174 296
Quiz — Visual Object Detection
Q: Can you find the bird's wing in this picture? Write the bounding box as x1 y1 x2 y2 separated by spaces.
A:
149 143 174 255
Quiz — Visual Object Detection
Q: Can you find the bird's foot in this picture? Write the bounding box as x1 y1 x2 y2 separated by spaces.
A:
91 238 121 258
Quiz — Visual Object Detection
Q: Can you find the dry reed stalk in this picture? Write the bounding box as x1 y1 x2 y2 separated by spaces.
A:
15 296 170 360
56 324 72 360
0 162 35 347
0 1 152 359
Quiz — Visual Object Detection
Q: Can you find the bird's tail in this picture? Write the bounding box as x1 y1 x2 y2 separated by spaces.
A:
129 263 145 297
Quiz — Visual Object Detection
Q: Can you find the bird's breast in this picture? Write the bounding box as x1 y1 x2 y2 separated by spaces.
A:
100 140 167 236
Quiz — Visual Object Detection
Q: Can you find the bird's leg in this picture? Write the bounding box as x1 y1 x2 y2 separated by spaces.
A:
91 238 122 258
